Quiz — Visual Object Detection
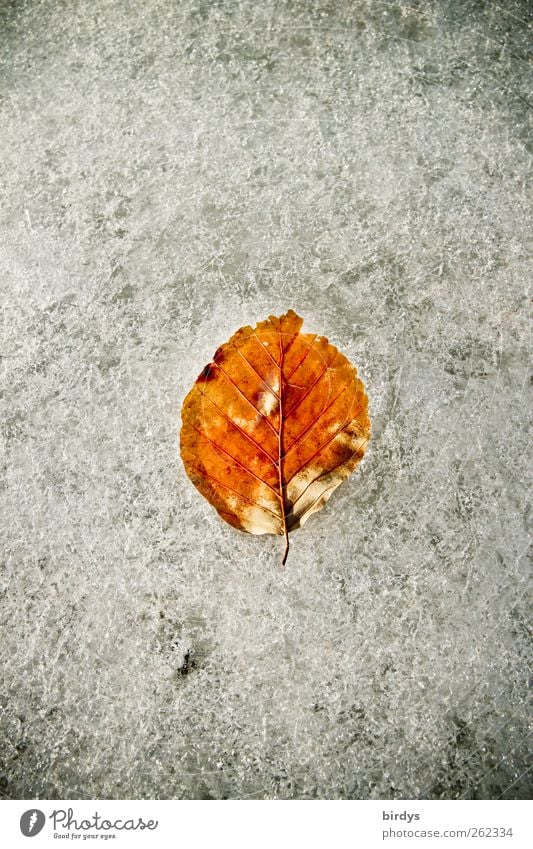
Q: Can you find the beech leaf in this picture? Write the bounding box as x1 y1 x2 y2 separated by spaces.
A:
180 310 371 564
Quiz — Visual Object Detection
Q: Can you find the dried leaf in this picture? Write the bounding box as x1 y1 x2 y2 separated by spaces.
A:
180 310 370 564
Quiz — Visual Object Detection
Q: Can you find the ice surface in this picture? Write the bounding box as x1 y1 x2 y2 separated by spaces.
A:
0 0 531 799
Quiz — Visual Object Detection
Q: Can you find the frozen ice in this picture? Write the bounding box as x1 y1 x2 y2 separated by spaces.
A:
0 0 531 799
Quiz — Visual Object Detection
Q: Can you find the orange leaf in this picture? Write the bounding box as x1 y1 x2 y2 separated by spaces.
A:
180 310 371 564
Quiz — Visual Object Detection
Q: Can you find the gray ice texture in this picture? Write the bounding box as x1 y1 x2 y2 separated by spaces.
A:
0 0 531 800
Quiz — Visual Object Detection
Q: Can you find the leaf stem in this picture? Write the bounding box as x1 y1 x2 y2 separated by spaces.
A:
281 531 290 567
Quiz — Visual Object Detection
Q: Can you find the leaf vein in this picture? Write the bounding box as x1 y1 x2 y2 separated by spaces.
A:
283 405 365 487
251 328 280 369
288 481 340 525
284 357 335 419
283 379 355 458
288 439 370 512
198 390 277 465
215 363 279 437
232 344 280 399
187 464 280 520
183 416 280 498
285 334 318 380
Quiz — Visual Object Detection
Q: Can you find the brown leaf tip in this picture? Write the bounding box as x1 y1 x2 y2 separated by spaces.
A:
197 363 215 383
